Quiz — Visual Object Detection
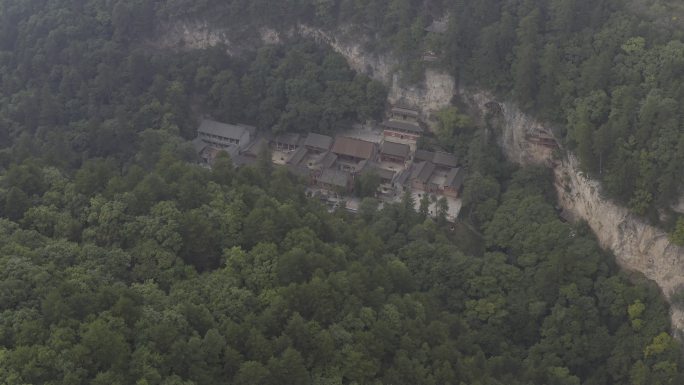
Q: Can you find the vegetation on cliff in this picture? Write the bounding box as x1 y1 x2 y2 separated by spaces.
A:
157 0 684 223
1 0 684 384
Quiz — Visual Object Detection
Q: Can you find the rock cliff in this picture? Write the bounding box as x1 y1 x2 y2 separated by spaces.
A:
156 20 684 333
156 21 236 52
313 31 684 334
154 21 281 54
298 25 455 125
463 91 684 334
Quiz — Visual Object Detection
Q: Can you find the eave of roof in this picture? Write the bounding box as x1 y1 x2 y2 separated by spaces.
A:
381 120 423 133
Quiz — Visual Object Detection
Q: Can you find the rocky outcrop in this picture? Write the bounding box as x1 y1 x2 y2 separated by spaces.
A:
460 90 557 165
155 22 455 123
387 70 455 126
554 156 684 333
155 21 237 52
294 29 684 331
674 197 684 215
463 90 684 334
297 25 455 125
155 19 684 333
153 22 281 54
297 25 395 83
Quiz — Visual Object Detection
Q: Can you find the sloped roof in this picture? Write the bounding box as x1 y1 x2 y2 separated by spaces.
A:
304 133 333 150
331 136 376 160
375 168 395 181
362 162 396 181
414 150 458 168
221 145 240 158
414 149 434 162
381 120 423 133
444 167 465 189
198 119 248 140
317 151 338 169
274 133 301 146
237 123 257 137
411 161 436 183
390 106 420 117
232 154 256 167
286 147 308 166
394 168 412 186
241 137 268 157
381 141 410 159
432 151 458 168
318 169 349 188
192 137 208 153
287 164 310 178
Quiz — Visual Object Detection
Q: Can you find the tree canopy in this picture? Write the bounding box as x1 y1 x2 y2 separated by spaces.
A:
156 0 684 222
1 0 684 384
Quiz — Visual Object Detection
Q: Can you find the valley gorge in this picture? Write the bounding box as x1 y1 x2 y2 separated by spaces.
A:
159 20 684 335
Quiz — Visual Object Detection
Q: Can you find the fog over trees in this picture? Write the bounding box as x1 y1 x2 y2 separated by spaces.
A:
1 0 684 384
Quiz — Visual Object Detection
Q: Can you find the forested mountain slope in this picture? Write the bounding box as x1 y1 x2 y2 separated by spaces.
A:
1 0 684 384
157 0 684 226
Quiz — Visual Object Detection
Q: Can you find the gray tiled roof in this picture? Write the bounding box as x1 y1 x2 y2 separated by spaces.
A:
362 162 396 181
414 149 434 162
381 120 423 133
414 150 458 168
318 169 349 188
198 119 248 140
411 161 436 183
381 141 410 159
390 106 420 117
393 168 412 186
286 147 308 166
241 137 268 157
287 165 310 178
444 167 465 189
375 168 395 181
432 152 458 168
317 151 338 169
304 133 333 150
192 137 208 153
331 136 376 160
274 133 301 146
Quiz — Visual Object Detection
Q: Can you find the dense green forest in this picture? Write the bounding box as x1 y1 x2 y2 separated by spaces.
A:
1 129 683 384
155 0 684 224
1 0 684 384
3 0 684 218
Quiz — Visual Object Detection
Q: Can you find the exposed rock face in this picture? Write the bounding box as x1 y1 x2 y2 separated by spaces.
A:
156 19 684 333
674 197 684 215
156 21 237 52
553 156 684 333
297 25 394 83
460 90 556 165
154 22 281 54
260 28 281 45
387 70 455 125
463 89 684 334
298 25 455 124
156 22 456 123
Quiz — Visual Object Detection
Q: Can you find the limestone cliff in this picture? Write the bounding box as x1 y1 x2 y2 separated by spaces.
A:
154 21 281 54
298 25 455 125
155 22 455 124
314 32 684 333
463 91 684 334
155 20 684 333
156 21 236 52
297 25 394 83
